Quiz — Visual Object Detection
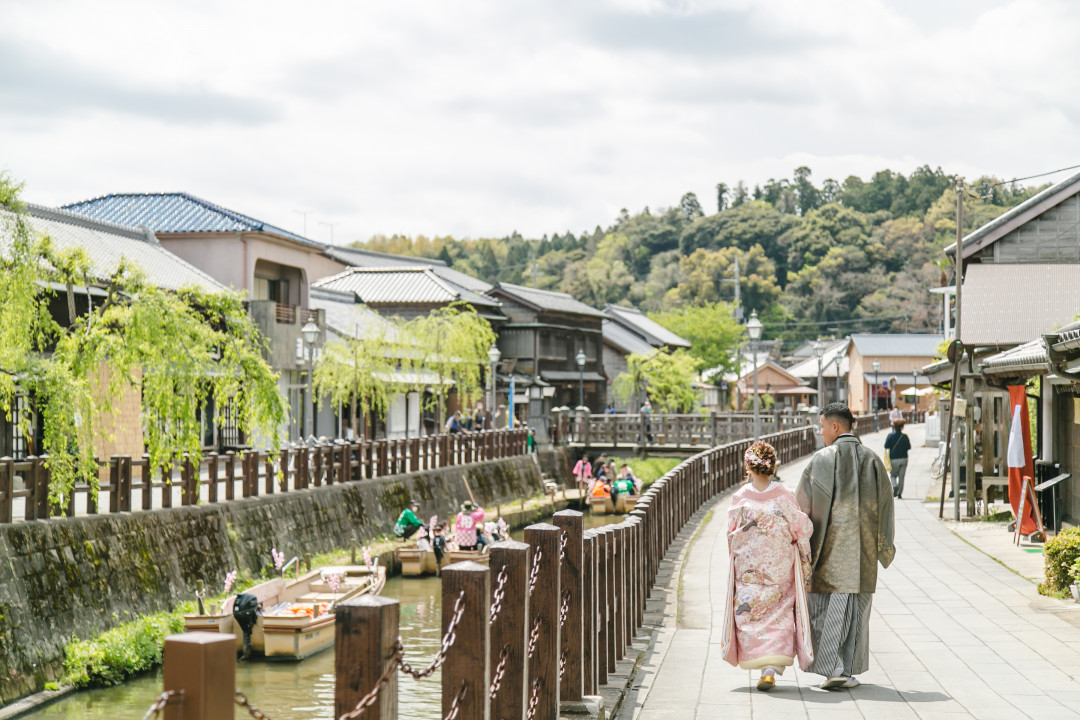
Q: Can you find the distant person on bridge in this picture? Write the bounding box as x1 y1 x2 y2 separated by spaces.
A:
721 440 814 692
796 402 895 690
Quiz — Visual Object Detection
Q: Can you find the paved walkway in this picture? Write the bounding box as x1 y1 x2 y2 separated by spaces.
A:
625 425 1080 720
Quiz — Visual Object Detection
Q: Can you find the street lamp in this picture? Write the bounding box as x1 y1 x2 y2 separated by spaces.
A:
747 310 763 440
575 348 587 409
912 366 919 418
487 345 501 429
872 359 881 431
302 319 320 440
813 339 824 412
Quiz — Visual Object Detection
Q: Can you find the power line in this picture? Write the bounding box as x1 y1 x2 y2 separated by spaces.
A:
983 162 1080 189
762 314 910 328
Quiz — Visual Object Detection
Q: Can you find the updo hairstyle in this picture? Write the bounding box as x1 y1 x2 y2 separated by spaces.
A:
743 440 778 480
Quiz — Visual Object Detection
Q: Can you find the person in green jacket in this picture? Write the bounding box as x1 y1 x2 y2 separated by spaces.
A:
393 500 424 540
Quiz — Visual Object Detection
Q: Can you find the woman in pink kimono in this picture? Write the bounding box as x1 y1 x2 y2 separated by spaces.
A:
721 441 814 691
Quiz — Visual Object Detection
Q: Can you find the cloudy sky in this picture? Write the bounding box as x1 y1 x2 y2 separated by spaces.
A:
2 0 1077 244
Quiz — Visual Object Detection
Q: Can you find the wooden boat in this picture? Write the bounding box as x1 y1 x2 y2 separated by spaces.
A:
396 547 491 576
587 494 638 515
183 564 386 660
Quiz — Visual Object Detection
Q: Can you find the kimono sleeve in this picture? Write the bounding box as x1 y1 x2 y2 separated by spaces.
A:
795 461 814 515
873 454 897 568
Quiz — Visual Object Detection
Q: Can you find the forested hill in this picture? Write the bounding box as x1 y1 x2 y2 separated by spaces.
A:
356 166 1042 343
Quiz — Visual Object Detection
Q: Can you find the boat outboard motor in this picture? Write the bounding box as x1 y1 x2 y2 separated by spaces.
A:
232 593 260 660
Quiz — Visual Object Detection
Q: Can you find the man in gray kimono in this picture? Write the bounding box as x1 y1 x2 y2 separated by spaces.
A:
796 402 895 690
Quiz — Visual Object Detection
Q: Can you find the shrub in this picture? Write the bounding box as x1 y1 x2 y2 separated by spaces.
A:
61 609 188 688
1040 527 1080 596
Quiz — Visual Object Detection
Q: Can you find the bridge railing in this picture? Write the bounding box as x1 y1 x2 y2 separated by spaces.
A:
152 424 818 720
0 428 528 524
562 411 810 448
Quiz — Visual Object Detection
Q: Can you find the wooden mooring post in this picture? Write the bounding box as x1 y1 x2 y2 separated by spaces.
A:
524 523 561 720
441 561 491 720
488 540 531 720
335 595 399 720
552 509 584 702
161 632 235 720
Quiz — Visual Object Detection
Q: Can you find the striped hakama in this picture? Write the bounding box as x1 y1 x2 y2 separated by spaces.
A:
804 593 873 677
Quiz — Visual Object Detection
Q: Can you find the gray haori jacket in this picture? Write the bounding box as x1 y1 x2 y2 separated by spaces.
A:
795 435 896 595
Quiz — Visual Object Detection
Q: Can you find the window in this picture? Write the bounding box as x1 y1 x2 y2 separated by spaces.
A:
254 276 290 304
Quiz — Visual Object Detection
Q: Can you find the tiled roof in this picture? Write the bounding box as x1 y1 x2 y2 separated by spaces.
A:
323 245 492 293
492 282 605 318
61 192 324 248
603 304 690 348
309 287 404 342
602 319 656 356
980 339 1049 376
850 333 944 358
786 339 850 379
314 267 501 309
4 204 226 293
959 264 1080 346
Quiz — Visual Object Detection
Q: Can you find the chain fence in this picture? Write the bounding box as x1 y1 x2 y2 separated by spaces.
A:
488 643 511 701
141 690 181 720
489 565 508 624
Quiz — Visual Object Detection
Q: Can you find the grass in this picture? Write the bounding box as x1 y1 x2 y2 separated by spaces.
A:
610 456 682 488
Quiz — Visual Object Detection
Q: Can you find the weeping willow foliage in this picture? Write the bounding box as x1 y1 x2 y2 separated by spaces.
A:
314 302 496 431
614 349 699 413
0 174 285 508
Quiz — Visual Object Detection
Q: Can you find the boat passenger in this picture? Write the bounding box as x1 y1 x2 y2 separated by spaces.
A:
432 524 447 568
393 500 424 540
620 464 642 494
590 477 611 500
455 501 486 551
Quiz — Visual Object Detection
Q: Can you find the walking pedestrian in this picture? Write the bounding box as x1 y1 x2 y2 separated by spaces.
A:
884 419 911 499
796 403 895 690
721 441 815 691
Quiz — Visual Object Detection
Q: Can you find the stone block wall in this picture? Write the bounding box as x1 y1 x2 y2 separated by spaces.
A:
0 455 542 704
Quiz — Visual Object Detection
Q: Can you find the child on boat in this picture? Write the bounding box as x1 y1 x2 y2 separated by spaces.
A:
721 441 814 691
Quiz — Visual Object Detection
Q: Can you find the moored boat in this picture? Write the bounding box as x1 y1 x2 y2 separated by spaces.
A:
587 494 638 515
396 546 490 576
183 564 386 660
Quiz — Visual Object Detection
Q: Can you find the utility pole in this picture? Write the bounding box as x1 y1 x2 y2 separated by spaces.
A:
722 254 743 322
293 209 312 237
529 246 539 288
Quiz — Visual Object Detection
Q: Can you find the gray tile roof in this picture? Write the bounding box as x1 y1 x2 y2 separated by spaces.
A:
946 170 1080 257
309 288 403 342
979 339 1049 375
960 263 1080 346
850 333 944 358
493 282 605 317
61 192 324 248
323 245 492 293
603 304 690 348
314 266 501 309
602 319 657 356
786 339 850 379
4 204 226 293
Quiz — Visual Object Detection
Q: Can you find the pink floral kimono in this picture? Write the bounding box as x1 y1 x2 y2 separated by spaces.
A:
721 482 814 672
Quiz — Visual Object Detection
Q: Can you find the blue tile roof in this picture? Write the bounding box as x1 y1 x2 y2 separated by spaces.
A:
62 192 324 248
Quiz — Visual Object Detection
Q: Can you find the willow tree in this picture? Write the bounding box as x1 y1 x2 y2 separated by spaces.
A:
614 349 699 413
405 303 496 427
313 315 410 440
0 174 285 508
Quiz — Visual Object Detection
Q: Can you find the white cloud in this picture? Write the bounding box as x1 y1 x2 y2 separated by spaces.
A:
1 0 1077 241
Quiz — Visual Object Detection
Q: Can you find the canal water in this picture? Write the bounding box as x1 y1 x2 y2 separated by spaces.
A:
27 514 626 719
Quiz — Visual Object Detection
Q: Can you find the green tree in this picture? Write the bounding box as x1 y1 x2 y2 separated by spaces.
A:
679 192 704 223
648 303 744 380
715 183 729 212
0 174 284 507
665 245 781 313
614 349 698 413
404 303 496 427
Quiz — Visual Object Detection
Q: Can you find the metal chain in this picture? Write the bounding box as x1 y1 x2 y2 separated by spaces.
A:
558 589 570 629
400 590 466 680
488 643 511 700
489 566 508 624
559 531 568 560
558 648 569 680
525 678 542 720
337 641 405 720
142 690 182 720
527 548 542 597
235 690 271 720
526 614 542 659
444 680 468 720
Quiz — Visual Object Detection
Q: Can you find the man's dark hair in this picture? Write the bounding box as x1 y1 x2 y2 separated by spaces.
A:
821 402 855 429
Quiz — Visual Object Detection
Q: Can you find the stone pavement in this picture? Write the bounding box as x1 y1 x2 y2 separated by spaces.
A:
621 425 1080 720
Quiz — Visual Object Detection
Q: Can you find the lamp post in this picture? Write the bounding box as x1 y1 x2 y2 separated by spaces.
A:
488 345 501 430
747 310 763 440
872 359 881 431
912 366 919 418
813 339 824 411
302 319 320 440
575 348 587 409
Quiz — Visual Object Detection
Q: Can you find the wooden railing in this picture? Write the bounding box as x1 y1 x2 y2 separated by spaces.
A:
151 425 817 720
0 429 528 524
561 411 810 449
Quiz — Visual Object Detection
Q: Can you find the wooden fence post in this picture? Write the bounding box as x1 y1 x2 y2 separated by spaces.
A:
594 528 609 684
628 515 645 631
224 452 236 501
108 455 121 514
207 452 219 504
552 509 584 703
582 530 596 697
162 632 235 720
489 540 531 720
335 595 399 720
524 523 561 720
441 561 490 720
0 457 11 523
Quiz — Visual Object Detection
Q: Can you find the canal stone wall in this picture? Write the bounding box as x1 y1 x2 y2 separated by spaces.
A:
0 454 544 704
